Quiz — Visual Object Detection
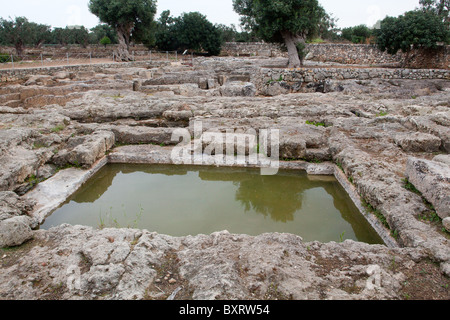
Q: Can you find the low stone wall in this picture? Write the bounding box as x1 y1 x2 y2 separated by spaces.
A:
254 66 450 92
306 44 450 69
0 60 168 82
0 44 149 57
221 42 285 57
306 44 402 66
222 42 450 70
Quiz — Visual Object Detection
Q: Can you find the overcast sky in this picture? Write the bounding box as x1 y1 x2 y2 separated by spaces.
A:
1 0 421 30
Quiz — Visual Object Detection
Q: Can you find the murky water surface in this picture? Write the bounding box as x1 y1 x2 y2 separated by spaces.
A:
41 164 383 244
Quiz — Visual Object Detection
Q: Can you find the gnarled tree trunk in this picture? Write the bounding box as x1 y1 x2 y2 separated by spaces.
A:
281 31 305 68
115 23 134 62
15 41 24 57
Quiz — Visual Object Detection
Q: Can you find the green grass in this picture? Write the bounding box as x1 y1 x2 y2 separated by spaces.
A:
50 125 65 133
266 75 284 85
55 162 83 173
362 199 390 229
32 142 47 150
402 178 421 195
391 229 399 240
307 38 325 44
26 174 39 187
302 157 323 164
402 178 449 236
376 111 388 117
306 120 326 127
336 161 345 173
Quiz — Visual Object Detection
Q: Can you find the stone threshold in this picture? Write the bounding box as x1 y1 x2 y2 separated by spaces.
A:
24 144 397 248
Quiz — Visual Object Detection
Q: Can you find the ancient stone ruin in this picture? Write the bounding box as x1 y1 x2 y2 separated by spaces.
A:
0 44 449 300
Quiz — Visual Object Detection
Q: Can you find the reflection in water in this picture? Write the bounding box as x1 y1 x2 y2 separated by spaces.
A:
41 164 384 244
235 175 304 223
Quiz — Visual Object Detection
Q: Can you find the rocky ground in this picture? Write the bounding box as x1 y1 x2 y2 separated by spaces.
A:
0 57 449 300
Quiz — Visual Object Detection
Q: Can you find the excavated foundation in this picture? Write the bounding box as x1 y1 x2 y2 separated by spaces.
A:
0 56 449 300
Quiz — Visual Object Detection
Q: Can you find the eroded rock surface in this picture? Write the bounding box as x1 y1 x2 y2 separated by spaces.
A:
406 157 450 219
0 57 449 300
1 225 449 300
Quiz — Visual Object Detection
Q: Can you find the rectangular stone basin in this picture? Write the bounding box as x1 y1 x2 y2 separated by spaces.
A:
40 164 384 244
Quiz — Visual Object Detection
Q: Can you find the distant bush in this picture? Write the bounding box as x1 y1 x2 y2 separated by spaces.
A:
0 53 10 63
375 10 449 55
100 36 112 47
308 38 325 44
155 11 222 56
341 25 372 44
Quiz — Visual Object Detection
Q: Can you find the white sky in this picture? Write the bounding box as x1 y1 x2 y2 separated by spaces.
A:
1 0 421 30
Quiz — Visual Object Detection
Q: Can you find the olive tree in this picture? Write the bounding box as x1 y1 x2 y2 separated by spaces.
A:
420 0 449 24
88 0 157 61
233 0 327 67
0 17 51 56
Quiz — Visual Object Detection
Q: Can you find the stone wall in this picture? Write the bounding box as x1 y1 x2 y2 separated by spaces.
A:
0 61 168 83
221 42 450 70
254 67 450 93
306 44 450 69
0 44 150 57
221 42 285 57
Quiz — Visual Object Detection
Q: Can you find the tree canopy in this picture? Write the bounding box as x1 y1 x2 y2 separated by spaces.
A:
420 0 450 24
88 0 157 60
233 0 327 67
0 17 51 55
341 25 372 44
51 26 90 48
375 10 449 56
155 11 222 56
89 24 118 45
215 24 260 43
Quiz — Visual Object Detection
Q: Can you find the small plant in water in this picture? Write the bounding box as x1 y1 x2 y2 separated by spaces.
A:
339 231 346 242
98 204 144 229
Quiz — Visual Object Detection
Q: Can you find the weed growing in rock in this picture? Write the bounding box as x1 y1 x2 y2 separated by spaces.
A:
362 199 390 229
50 125 65 133
306 120 326 127
336 161 345 173
32 142 47 150
26 174 39 187
402 178 420 195
376 111 388 117
402 178 448 235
